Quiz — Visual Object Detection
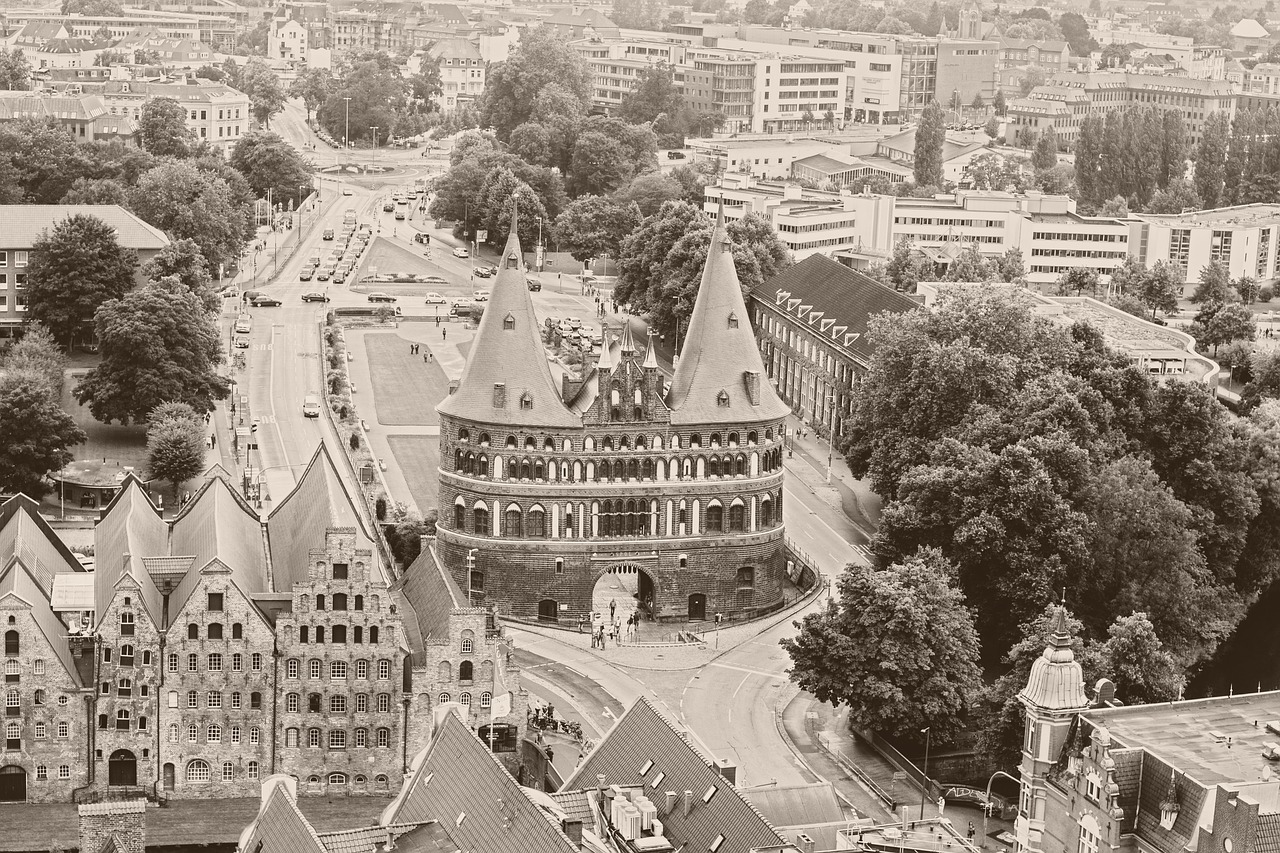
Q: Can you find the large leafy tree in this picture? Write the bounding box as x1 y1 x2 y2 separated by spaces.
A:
0 47 32 90
0 365 85 498
140 239 217 311
26 213 138 348
317 57 406 145
1031 125 1059 170
130 161 249 275
74 278 230 424
1135 260 1183 320
146 402 206 500
913 100 945 187
61 177 130 206
229 130 313 209
552 195 643 262
138 96 195 158
781 549 983 744
289 68 333 122
478 26 592 141
1195 111 1231 208
617 63 684 138
238 58 286 128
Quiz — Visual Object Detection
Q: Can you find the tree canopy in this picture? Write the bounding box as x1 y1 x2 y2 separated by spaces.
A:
146 402 206 499
138 96 195 158
913 101 945 187
0 327 84 497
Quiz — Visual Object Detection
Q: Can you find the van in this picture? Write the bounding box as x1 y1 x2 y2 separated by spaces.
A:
343 209 356 224
302 394 322 418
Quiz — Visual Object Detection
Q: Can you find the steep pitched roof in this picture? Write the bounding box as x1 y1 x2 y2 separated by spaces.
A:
395 546 464 642
436 209 580 428
237 777 329 853
0 556 81 686
0 495 85 594
387 711 579 853
0 205 169 250
93 476 166 626
665 206 791 425
1232 18 1270 37
169 475 267 614
266 445 378 592
317 822 456 853
751 254 919 365
563 698 785 853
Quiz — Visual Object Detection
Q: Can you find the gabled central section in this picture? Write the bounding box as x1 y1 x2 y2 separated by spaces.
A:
436 202 580 429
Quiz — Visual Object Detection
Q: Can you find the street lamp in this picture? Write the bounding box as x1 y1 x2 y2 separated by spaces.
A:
825 393 836 484
980 770 1019 849
370 126 379 168
919 726 932 821
343 97 351 153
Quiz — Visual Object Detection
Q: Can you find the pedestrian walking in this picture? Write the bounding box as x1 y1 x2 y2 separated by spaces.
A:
613 615 622 643
442 328 447 340
967 823 976 841
599 626 607 650
409 343 414 354
609 598 617 620
424 353 429 363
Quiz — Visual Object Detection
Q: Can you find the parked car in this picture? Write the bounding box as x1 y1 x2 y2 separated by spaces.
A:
367 292 397 303
527 277 542 291
302 292 329 303
251 296 282 307
472 290 490 302
424 292 448 304
449 301 475 317
235 337 250 348
316 269 332 281
452 246 469 258
476 264 498 277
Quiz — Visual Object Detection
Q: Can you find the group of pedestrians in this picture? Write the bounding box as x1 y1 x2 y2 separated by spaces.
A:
584 599 643 649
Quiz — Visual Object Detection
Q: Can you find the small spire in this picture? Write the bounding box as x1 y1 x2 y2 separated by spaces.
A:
510 191 519 238
1049 605 1072 649
619 320 637 355
596 324 614 370
642 328 658 370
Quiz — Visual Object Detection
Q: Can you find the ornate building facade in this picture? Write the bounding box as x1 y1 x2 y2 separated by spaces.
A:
435 207 793 624
0 447 525 804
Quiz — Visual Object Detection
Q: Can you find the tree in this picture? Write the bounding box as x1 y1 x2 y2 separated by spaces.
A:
140 239 217 311
238 58 286 128
74 278 231 424
478 26 592 142
25 213 138 348
913 100 945 187
318 58 407 146
0 370 85 499
138 97 194 158
62 0 122 13
1059 11 1095 56
1074 114 1102 206
612 0 662 29
1136 260 1183 320
571 130 640 196
618 172 685 217
617 63 683 128
407 60 443 114
1107 293 1148 318
983 115 999 139
1098 195 1129 218
781 549 983 743
130 161 249 275
1196 303 1256 355
1098 614 1185 703
970 93 986 113
943 244 996 282
61 177 130 206
1031 125 1059 170
0 47 32 91
1019 66 1049 96
3 324 67 400
1147 177 1201 214
552 195 642 262
1195 111 1230 208
993 89 1007 116
145 402 206 500
1056 267 1101 297
1243 351 1280 411
229 131 313 210
1236 275 1262 305
1160 108 1188 188
289 68 333 122
1193 259 1236 304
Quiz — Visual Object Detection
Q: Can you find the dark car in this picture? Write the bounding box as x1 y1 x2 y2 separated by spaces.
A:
667 150 686 159
301 292 329 303
251 296 282 307
383 202 395 212
322 229 334 240
527 278 542 292
367 292 397 303
473 266 494 278
299 268 314 281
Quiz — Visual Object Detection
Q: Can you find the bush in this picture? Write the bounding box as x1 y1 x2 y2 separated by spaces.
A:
349 433 360 450
1260 285 1275 303
375 496 387 521
339 404 348 420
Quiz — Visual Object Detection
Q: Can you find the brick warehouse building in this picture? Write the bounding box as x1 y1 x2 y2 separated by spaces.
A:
435 207 793 624
0 447 525 804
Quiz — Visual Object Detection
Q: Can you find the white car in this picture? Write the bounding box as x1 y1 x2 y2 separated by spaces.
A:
472 290 490 302
424 292 447 304
452 247 469 258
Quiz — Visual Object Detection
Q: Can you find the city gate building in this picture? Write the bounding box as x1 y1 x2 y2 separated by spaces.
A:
434 207 792 625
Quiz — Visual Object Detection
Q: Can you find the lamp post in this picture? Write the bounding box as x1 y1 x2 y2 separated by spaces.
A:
981 770 1019 850
919 726 932 821
343 97 351 153
825 393 835 484
370 126 379 168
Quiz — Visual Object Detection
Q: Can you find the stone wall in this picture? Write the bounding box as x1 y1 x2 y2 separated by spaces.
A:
78 800 145 853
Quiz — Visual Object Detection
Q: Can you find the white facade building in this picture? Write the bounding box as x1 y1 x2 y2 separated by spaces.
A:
1129 204 1280 294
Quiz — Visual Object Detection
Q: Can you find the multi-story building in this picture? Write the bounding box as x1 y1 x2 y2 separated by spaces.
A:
268 2 329 63
1006 71 1236 149
95 78 251 154
749 254 919 435
0 205 169 347
0 91 131 146
997 38 1070 73
572 36 689 115
434 208 793 625
428 37 485 111
2 8 236 51
1128 204 1280 293
0 446 524 804
332 10 404 57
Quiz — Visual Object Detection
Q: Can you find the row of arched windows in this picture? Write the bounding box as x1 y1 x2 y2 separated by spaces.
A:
283 692 393 714
185 622 244 640
451 492 782 539
437 659 493 682
451 450 784 482
284 658 393 680
454 427 785 452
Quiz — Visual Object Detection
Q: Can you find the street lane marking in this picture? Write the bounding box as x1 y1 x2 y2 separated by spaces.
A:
708 662 788 680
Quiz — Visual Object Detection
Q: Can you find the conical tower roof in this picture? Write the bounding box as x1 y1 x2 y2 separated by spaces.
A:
666 204 791 425
437 205 579 429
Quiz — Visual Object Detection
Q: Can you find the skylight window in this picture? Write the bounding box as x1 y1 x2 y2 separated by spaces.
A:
640 760 654 776
703 785 717 803
710 835 725 851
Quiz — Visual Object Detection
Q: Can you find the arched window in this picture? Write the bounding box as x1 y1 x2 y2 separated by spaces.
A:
458 428 470 443
438 693 451 704
479 432 490 446
186 759 211 783
527 507 546 538
120 644 135 666
706 504 724 532
454 504 465 529
477 454 488 477
711 433 722 447
460 693 472 706
474 505 490 533
459 660 474 681
208 623 223 639
187 624 198 640
117 678 132 697
626 459 638 480
747 431 757 445
308 694 321 713
316 595 326 611
328 773 348 786
480 691 492 709
504 507 522 537
438 660 451 682
232 623 242 639
735 454 746 476
505 435 517 449
207 724 222 743
708 457 721 477
728 432 739 446
603 436 614 451
299 626 309 643
115 709 131 730
332 625 347 644
760 498 772 527
369 626 379 644
460 632 474 654
728 503 745 532
355 595 364 611
119 612 134 636
332 593 347 611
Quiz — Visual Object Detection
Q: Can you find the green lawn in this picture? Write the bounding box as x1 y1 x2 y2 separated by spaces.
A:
362 333 449 425
387 435 440 515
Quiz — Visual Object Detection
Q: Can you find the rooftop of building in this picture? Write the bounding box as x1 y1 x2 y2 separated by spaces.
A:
1130 202 1280 227
1087 690 1280 786
1040 68 1235 93
0 204 169 250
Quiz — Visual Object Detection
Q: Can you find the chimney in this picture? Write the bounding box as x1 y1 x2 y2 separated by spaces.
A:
797 834 816 853
684 790 694 817
715 758 738 786
665 791 678 814
492 382 506 408
562 819 584 849
78 800 146 853
597 774 608 794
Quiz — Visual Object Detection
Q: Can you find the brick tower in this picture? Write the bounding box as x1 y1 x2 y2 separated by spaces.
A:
435 204 792 624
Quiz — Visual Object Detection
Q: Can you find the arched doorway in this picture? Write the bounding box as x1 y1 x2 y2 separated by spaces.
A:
0 766 25 802
108 749 137 786
688 593 707 621
162 763 175 791
591 564 655 621
537 599 558 622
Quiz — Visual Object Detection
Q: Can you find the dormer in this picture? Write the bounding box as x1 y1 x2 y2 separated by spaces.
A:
505 248 519 269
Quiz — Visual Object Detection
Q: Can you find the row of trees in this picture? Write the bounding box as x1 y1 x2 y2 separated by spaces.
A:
293 50 443 144
785 289 1280 768
1072 106 1190 211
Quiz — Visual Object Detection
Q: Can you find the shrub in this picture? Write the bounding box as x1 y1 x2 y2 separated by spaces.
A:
375 496 387 521
349 433 360 450
1260 285 1275 303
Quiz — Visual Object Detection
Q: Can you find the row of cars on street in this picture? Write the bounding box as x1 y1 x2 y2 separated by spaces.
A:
306 210 370 296
549 316 601 351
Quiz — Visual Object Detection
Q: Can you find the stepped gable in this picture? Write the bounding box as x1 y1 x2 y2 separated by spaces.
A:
436 205 580 429
266 444 377 592
665 204 791 425
93 475 166 626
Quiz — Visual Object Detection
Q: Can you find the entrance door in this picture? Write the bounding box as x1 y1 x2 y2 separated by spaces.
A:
108 749 137 786
163 763 175 791
0 766 25 802
592 564 655 619
688 593 707 621
537 599 558 622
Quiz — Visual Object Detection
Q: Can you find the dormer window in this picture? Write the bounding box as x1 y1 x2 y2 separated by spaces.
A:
503 313 515 330
520 392 533 410
505 251 519 269
717 390 730 407
728 312 738 329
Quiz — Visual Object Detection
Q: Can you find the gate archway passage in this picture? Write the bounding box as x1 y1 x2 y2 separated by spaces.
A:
591 564 655 621
0 766 25 802
109 749 137 786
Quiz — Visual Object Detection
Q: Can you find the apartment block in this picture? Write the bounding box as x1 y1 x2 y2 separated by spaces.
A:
1129 204 1280 293
2 8 235 51
96 79 251 154
427 37 485 111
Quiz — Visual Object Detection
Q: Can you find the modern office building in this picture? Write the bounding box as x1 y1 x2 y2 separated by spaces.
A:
1128 204 1280 293
434 209 792 625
